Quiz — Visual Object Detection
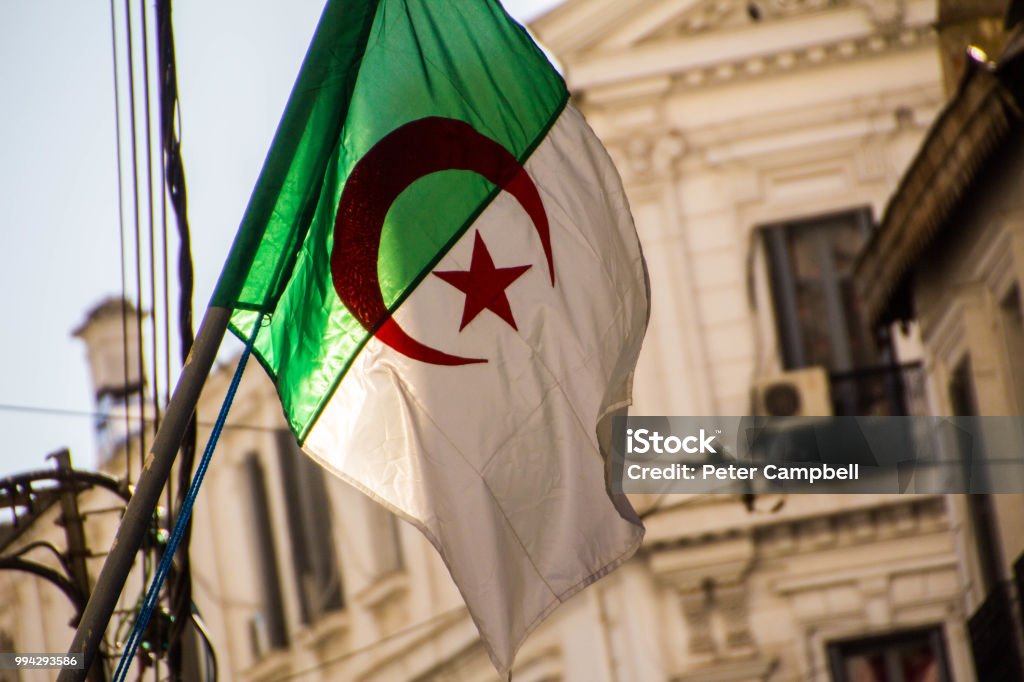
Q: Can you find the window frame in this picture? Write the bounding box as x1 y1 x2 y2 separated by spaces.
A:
760 207 878 373
826 626 953 682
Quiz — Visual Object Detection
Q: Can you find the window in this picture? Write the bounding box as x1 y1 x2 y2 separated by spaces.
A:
762 208 881 373
828 628 951 682
242 453 289 655
366 499 404 576
999 284 1024 409
948 356 1004 589
761 208 922 415
949 356 979 417
276 430 344 624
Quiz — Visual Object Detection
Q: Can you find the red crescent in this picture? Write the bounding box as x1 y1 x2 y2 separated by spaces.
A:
331 117 553 366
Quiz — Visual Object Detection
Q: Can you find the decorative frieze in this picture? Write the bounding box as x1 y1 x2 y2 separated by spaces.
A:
639 0 910 41
716 577 758 651
645 0 851 40
611 130 688 181
649 535 758 657
757 497 947 556
855 0 906 32
669 24 933 93
680 584 719 656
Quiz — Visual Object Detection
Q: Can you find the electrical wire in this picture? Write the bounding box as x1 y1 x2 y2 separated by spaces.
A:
139 7 162 679
136 1 176 674
105 3 184 675
108 0 133 486
139 0 161 439
122 0 148 479
154 2 198 675
159 66 171 416
0 401 284 434
190 609 218 682
158 13 174 609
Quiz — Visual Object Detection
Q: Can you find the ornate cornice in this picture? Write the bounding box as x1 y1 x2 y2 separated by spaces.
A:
579 22 936 111
636 0 908 41
562 0 936 97
673 24 934 92
607 130 687 182
643 496 946 561
645 0 852 40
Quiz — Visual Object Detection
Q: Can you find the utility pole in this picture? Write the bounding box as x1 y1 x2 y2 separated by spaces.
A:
51 450 108 682
58 307 230 682
52 451 92 618
0 450 132 682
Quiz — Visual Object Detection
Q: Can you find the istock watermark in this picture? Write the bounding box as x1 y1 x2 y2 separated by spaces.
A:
611 416 1024 494
625 428 719 455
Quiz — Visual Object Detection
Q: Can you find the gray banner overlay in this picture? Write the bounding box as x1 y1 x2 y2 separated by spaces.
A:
611 417 1024 494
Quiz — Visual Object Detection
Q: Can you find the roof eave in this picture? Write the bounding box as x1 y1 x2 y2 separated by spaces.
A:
854 57 1021 326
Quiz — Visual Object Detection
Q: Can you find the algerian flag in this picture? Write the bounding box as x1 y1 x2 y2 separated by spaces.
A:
211 0 649 675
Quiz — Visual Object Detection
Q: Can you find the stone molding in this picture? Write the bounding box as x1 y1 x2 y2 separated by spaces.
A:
609 130 688 181
562 0 935 98
645 0 851 40
668 24 932 94
645 497 947 560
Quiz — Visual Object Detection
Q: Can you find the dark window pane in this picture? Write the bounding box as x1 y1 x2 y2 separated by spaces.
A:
243 453 289 652
999 285 1024 407
900 643 938 682
761 209 923 415
276 430 344 623
844 652 888 681
829 627 950 682
949 357 979 417
763 208 884 374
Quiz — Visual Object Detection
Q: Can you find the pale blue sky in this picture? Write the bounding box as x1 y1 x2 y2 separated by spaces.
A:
0 0 563 476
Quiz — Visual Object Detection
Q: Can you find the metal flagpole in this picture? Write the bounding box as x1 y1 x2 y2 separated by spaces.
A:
58 306 232 682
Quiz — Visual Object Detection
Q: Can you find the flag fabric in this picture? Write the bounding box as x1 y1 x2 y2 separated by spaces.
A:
211 0 649 675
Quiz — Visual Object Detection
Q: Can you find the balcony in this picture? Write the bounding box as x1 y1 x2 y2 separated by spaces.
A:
828 362 927 417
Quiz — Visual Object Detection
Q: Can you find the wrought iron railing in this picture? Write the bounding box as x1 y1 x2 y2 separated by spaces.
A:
828 362 928 416
969 580 1024 682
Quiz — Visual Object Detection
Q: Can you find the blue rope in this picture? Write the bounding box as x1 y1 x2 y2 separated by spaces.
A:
113 313 263 681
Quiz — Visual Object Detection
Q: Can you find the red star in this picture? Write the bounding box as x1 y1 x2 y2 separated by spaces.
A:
433 231 532 331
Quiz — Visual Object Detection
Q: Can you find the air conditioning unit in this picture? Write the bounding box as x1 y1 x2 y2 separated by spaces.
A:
752 367 833 417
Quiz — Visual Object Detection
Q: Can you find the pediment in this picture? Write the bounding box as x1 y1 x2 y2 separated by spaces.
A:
531 0 932 94
636 0 847 44
531 0 914 59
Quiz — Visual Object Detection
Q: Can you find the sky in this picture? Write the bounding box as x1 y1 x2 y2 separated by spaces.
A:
0 0 563 477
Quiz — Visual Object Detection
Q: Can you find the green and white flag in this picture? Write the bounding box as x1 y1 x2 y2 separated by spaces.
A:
212 0 648 674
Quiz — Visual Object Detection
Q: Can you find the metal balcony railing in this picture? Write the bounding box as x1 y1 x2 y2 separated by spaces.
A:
969 579 1024 682
828 362 927 416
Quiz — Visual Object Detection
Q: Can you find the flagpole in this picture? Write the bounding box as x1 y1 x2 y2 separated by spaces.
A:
58 306 232 682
